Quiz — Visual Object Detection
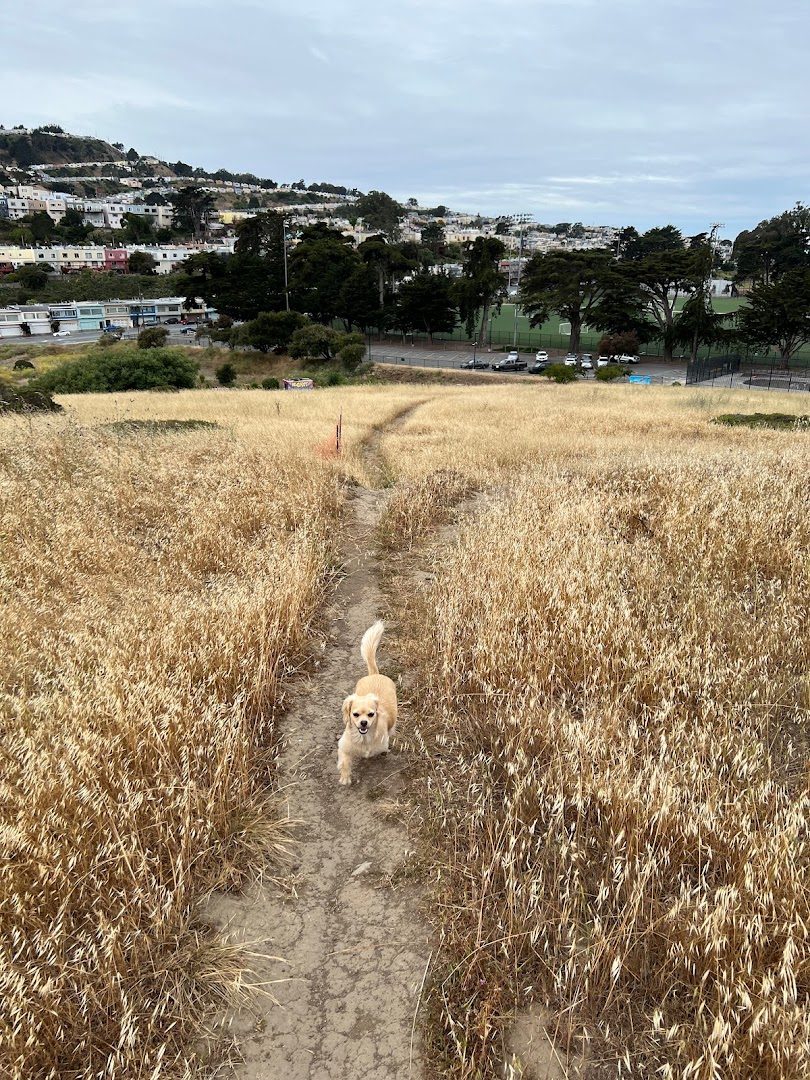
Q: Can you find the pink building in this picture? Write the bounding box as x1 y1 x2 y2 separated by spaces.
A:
104 248 128 273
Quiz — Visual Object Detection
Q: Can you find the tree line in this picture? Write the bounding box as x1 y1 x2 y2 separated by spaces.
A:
173 202 810 366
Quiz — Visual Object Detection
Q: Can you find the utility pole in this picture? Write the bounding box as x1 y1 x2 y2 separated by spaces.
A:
282 216 290 311
512 213 532 347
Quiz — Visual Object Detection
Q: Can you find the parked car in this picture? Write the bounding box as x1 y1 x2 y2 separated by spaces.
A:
529 359 547 374
460 357 490 370
180 325 198 334
615 354 640 365
492 351 527 372
579 353 593 370
165 317 180 324
101 325 122 334
563 353 578 366
596 355 612 367
52 329 71 337
535 350 549 363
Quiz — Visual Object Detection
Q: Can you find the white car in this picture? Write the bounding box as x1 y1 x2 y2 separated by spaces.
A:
616 354 640 365
535 350 549 363
579 353 593 370
52 329 71 337
596 356 612 367
564 353 578 367
506 349 519 361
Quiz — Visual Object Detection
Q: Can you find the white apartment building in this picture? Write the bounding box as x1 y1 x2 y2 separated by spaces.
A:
0 305 51 339
6 198 32 221
126 203 175 229
79 201 127 228
126 244 196 273
11 184 52 200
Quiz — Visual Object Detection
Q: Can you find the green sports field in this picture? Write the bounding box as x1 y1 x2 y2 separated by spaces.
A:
470 296 750 356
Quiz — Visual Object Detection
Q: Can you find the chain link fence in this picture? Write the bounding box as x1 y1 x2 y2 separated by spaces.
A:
687 354 810 392
365 329 726 361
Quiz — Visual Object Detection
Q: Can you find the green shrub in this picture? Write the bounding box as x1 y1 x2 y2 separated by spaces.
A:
261 377 280 390
29 346 199 394
137 325 170 350
595 364 626 381
215 362 237 386
337 342 366 372
289 324 365 363
542 363 578 383
314 368 348 387
95 332 121 349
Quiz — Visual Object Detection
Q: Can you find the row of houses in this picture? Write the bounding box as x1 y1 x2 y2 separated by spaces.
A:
0 184 175 230
0 296 213 339
0 239 235 275
0 244 129 273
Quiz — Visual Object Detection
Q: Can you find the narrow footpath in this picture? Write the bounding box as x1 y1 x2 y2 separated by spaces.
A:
206 487 430 1080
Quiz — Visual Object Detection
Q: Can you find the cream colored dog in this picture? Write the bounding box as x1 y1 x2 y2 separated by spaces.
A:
337 621 397 786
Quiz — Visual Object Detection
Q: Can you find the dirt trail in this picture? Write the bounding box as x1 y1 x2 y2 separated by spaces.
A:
206 485 430 1080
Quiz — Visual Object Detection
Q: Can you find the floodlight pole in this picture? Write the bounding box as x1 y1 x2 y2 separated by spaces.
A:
707 222 723 297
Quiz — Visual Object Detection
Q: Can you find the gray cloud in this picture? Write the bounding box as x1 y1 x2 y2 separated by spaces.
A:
3 0 809 234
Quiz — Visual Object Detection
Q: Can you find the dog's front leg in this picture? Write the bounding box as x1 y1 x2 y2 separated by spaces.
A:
337 736 353 785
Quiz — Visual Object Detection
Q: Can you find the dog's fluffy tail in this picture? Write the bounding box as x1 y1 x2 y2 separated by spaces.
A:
360 620 384 676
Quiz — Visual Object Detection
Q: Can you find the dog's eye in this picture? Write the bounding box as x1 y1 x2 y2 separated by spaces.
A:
367 712 375 718
352 712 360 718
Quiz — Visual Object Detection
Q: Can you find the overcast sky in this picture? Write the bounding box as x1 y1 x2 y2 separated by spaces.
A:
3 0 808 236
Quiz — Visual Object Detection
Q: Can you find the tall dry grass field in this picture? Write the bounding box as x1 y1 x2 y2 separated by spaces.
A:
378 381 810 1078
5 378 810 1079
0 388 406 1079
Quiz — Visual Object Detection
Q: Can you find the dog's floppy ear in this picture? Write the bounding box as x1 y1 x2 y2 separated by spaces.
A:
342 696 355 724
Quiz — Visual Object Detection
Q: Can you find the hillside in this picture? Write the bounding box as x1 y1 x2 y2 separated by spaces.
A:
0 127 119 169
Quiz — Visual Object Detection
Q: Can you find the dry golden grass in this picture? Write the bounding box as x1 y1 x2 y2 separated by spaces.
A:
0 388 424 1079
4 378 810 1078
378 380 810 1078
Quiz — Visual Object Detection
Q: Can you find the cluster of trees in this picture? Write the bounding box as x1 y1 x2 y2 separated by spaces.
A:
176 211 514 346
180 202 810 366
519 208 810 364
519 228 716 360
167 161 358 197
208 312 366 369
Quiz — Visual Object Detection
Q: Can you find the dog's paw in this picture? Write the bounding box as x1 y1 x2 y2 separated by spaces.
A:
338 774 352 786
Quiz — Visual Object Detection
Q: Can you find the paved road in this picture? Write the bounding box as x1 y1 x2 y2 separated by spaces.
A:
367 344 689 384
46 327 199 346
34 330 690 383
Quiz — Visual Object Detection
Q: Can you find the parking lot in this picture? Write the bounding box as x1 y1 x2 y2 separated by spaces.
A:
367 344 689 384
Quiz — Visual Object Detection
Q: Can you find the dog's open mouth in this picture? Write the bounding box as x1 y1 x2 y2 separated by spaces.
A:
357 724 369 735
